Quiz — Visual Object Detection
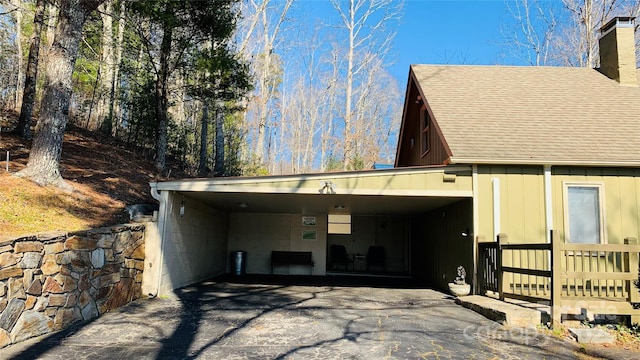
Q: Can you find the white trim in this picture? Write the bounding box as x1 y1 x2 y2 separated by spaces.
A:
155 165 473 190
449 157 640 168
544 165 553 243
562 181 607 244
170 184 472 197
472 165 479 293
492 178 501 241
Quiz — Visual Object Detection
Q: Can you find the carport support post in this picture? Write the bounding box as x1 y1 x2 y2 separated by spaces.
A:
148 182 169 297
497 233 506 301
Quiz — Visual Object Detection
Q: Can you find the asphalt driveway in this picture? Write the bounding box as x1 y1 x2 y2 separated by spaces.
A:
0 276 622 359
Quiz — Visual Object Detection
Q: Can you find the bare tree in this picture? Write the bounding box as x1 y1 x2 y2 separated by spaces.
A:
270 17 400 174
236 0 293 168
505 0 640 67
502 0 557 65
329 0 402 170
319 45 341 172
558 0 617 67
350 54 400 167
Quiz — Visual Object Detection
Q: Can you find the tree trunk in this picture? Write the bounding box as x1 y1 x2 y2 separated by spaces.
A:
172 72 186 124
342 0 355 171
98 0 114 133
16 0 45 140
198 102 209 177
154 15 173 173
46 1 57 48
253 9 271 166
16 0 104 188
39 0 58 106
214 102 225 176
243 0 292 169
12 0 24 111
110 0 125 137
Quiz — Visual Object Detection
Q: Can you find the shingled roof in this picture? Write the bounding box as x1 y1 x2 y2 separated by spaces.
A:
409 64 640 166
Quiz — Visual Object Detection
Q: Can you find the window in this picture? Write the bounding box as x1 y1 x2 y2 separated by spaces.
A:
564 183 605 244
420 107 430 155
328 214 351 234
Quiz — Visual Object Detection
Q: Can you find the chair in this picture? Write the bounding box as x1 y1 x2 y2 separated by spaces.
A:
366 246 385 272
330 244 350 270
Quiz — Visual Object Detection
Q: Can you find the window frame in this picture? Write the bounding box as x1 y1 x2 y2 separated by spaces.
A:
562 181 607 245
420 105 430 156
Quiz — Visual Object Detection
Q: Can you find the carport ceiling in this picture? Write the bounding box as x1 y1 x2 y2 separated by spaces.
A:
181 191 463 216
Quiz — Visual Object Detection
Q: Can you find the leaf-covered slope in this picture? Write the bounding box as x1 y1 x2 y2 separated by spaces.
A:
1 120 159 241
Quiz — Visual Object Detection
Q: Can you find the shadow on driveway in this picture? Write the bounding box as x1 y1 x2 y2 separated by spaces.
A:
3 275 617 359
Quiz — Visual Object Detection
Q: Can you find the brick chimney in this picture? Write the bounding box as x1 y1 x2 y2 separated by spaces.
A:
598 17 637 86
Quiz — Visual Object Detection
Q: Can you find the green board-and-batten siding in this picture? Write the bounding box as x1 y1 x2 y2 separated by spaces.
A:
475 165 640 246
551 167 640 245
476 166 546 244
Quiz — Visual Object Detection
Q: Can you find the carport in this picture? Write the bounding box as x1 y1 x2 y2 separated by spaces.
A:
142 166 474 297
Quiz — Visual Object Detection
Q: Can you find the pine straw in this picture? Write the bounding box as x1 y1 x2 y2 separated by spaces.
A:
1 123 159 241
0 173 125 240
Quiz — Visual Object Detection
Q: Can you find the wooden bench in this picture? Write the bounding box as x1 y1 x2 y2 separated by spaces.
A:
271 251 314 274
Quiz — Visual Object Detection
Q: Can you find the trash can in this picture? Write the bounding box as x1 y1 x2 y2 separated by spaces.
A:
231 251 247 275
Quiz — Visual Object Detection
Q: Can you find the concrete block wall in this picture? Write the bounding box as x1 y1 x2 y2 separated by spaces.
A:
228 213 327 275
0 224 145 348
156 193 229 296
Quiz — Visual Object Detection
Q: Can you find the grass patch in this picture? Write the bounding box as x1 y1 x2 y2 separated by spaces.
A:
0 174 124 239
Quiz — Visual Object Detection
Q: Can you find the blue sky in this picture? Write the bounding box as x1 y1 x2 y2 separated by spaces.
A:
298 0 523 88
391 0 518 80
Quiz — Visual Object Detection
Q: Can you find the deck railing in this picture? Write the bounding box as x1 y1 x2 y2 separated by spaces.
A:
478 231 640 325
477 240 499 294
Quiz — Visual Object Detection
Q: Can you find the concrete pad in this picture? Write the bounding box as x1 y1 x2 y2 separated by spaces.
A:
569 328 615 344
456 295 542 327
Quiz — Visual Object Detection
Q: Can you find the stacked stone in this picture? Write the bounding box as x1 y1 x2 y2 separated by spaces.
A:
0 224 145 348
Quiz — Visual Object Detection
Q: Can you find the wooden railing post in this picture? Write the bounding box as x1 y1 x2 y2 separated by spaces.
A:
497 233 507 301
625 237 640 325
551 230 562 327
476 235 486 295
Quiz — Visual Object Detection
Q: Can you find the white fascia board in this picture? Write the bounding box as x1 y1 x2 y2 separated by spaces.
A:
154 165 473 192
449 157 640 167
157 183 472 198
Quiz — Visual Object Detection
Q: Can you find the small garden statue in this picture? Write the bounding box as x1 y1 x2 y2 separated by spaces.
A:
448 265 471 297
455 266 467 285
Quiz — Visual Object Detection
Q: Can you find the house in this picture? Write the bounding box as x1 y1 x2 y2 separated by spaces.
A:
143 17 640 322
395 16 640 322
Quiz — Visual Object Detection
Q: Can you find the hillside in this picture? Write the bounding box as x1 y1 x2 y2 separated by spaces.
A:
1 111 160 241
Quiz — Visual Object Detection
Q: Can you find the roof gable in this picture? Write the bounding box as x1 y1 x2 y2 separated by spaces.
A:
398 64 640 166
395 71 452 167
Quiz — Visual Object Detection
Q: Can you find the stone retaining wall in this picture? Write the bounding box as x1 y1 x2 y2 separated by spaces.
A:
0 224 145 348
